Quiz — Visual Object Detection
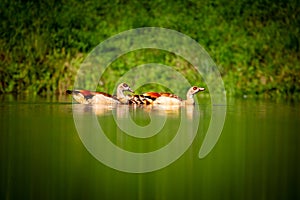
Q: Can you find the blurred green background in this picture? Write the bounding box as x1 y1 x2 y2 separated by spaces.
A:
1 0 299 97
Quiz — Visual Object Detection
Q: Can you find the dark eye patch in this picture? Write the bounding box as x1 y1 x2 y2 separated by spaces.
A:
193 86 197 90
123 83 128 87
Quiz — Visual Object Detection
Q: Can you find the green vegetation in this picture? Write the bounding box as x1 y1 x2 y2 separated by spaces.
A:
1 0 299 98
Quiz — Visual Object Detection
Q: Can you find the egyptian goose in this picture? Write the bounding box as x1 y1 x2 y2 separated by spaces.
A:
66 83 134 104
129 86 205 105
115 83 135 104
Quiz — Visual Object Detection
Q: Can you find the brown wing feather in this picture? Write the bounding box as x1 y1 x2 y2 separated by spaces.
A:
67 90 113 100
127 94 152 105
143 92 162 98
93 91 113 98
159 92 182 100
127 89 185 105
78 90 94 97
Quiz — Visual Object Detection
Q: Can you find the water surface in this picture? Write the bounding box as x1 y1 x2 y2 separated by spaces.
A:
0 95 299 200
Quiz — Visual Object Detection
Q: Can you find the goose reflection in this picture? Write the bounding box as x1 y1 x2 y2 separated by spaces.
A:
140 104 197 120
87 104 197 120
73 103 200 144
72 103 198 121
72 104 115 116
140 104 180 117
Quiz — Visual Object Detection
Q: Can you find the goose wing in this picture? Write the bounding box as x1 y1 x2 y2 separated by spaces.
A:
66 90 118 104
159 92 182 101
143 92 161 98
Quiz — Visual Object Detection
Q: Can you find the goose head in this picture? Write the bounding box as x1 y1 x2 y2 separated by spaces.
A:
117 83 134 93
185 86 205 104
116 83 134 104
187 86 205 97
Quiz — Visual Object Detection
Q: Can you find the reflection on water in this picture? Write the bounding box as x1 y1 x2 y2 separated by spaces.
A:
0 95 299 199
73 104 186 117
72 103 204 161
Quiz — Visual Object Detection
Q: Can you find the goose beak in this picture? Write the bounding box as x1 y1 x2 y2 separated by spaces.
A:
193 87 205 95
128 87 134 93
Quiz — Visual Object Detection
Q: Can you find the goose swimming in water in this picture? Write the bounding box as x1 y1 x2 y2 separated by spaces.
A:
129 86 205 105
66 83 134 104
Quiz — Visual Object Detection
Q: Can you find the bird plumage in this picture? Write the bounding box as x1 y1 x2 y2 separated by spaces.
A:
66 83 134 104
128 86 205 105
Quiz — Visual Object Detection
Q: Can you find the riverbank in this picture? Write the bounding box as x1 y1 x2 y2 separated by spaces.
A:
1 0 299 97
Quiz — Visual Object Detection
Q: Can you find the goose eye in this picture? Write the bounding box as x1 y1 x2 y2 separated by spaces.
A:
123 83 128 87
193 86 198 90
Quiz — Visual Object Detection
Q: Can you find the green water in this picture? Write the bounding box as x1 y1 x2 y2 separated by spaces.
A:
0 95 299 200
